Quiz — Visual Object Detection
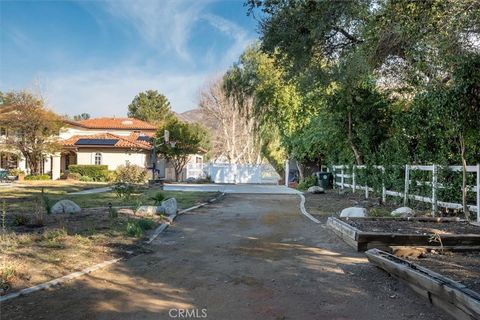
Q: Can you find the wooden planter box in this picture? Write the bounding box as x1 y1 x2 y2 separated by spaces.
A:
327 217 480 252
366 249 480 320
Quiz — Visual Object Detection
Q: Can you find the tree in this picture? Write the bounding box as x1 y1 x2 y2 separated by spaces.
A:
0 91 63 175
156 117 210 181
128 90 173 124
73 113 90 121
199 77 261 164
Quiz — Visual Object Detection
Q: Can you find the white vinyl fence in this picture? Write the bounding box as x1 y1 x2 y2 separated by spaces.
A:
202 163 280 184
330 164 480 222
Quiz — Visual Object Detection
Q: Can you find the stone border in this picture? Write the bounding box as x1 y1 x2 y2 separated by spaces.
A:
298 194 320 224
366 248 480 319
0 258 122 303
0 192 226 302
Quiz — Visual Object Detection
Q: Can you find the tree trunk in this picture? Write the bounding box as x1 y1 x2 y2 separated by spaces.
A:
460 135 470 220
296 160 304 182
347 111 363 165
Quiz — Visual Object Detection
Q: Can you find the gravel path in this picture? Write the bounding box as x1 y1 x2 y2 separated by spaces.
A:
1 194 451 320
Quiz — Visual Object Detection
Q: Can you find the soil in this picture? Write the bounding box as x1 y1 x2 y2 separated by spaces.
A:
1 194 449 320
341 218 480 235
415 251 480 293
304 189 398 216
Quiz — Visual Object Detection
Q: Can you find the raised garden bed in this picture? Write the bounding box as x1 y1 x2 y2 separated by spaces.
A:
366 249 480 320
327 217 480 251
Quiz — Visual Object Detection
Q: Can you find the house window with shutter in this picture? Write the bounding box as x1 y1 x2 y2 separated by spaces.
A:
94 153 102 165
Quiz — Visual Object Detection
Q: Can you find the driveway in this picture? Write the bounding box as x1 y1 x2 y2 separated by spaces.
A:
163 183 301 194
2 194 449 320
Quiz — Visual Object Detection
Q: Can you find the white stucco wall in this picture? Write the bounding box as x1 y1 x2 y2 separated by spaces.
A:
76 148 150 170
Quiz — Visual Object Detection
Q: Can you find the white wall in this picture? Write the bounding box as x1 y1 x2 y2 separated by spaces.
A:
76 148 149 170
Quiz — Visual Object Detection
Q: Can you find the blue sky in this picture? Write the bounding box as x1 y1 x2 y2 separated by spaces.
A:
0 0 258 116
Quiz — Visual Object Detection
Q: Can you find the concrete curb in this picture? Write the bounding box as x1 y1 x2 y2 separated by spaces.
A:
298 193 320 224
0 258 122 303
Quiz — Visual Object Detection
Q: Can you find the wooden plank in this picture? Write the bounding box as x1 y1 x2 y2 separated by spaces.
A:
327 217 360 251
366 249 480 320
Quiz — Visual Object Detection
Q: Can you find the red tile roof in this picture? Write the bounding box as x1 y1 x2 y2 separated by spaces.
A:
62 133 152 150
66 118 156 130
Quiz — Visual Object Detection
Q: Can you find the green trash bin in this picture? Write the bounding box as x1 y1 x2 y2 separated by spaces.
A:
315 172 332 189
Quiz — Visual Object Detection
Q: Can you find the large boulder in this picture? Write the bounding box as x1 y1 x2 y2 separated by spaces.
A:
391 207 414 218
161 198 177 216
136 206 165 216
340 207 367 218
307 186 325 194
51 200 81 214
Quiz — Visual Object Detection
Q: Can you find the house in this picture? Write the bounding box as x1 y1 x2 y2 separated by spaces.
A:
0 117 204 181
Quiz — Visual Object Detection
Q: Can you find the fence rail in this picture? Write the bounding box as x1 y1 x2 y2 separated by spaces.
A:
329 164 480 222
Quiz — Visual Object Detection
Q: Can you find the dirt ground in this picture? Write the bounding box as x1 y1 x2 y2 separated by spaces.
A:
341 218 480 235
415 251 480 293
1 194 450 320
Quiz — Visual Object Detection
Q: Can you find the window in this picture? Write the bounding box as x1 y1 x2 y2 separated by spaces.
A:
125 160 130 166
196 156 202 164
94 153 102 165
0 127 6 136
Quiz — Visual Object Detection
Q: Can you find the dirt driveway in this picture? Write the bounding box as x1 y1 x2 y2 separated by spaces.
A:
1 194 450 320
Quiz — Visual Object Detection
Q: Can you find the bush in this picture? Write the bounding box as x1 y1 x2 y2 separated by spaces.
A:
67 172 81 180
69 165 109 181
150 192 165 205
126 218 156 237
13 214 30 226
113 182 134 200
297 175 317 191
79 175 94 182
40 188 52 214
25 174 50 180
115 164 147 184
8 169 25 176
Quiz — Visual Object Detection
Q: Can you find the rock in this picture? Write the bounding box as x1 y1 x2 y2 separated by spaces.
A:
391 206 414 217
135 206 165 215
307 186 325 194
161 198 177 216
340 207 367 218
51 200 81 214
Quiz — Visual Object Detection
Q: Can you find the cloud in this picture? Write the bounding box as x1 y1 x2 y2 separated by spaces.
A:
44 67 208 116
101 0 212 62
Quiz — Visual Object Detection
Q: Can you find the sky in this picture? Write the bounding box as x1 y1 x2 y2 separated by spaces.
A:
0 0 258 116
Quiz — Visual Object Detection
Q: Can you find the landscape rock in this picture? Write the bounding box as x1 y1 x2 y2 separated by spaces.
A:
307 186 325 194
391 207 414 218
135 206 165 216
51 200 81 214
340 207 367 218
161 198 177 216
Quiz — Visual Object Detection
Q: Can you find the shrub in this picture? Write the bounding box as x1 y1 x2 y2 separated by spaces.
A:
13 214 30 226
115 164 147 184
150 192 165 205
40 188 52 214
297 175 317 191
67 172 81 180
8 169 25 176
113 182 134 200
79 175 94 182
126 218 156 237
25 174 50 180
69 165 109 181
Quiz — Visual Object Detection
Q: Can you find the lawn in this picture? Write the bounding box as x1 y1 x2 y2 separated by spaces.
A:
0 181 219 295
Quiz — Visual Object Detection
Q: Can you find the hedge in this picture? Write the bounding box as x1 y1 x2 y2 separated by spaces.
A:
25 174 50 180
68 165 109 181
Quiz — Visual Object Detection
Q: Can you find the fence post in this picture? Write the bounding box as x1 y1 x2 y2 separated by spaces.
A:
404 165 410 206
352 166 356 193
341 167 345 189
477 163 480 223
285 159 289 187
365 168 369 198
432 164 437 217
381 166 386 204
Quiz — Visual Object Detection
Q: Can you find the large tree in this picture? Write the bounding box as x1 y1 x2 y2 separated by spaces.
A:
0 91 63 175
156 117 211 181
199 78 261 164
128 90 173 124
